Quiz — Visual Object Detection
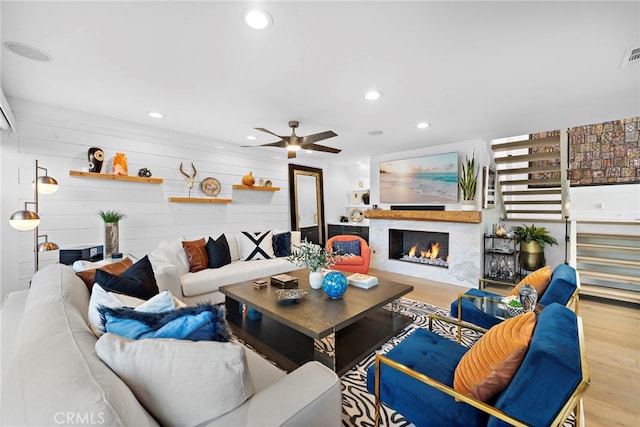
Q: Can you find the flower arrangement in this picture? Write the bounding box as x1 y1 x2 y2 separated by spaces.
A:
286 239 352 272
98 209 126 223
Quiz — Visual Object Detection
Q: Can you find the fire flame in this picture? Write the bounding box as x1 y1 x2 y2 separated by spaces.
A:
408 242 440 259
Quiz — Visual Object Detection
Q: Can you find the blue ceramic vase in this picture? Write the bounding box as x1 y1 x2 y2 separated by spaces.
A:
322 271 348 299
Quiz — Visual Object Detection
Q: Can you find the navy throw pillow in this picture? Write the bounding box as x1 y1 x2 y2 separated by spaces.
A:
273 232 292 257
94 255 159 300
206 235 232 268
333 240 361 256
98 302 231 342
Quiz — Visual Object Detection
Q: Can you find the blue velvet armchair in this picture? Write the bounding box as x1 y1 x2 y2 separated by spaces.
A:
366 303 590 427
450 264 580 330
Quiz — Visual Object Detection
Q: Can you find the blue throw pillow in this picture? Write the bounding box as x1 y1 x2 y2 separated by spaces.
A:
206 234 232 268
273 232 292 257
94 255 159 300
333 239 361 256
98 302 231 342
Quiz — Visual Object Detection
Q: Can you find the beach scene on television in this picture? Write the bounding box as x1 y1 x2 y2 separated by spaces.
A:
379 152 459 203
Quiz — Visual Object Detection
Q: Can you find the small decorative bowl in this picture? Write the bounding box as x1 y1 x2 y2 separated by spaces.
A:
275 288 309 302
506 305 526 317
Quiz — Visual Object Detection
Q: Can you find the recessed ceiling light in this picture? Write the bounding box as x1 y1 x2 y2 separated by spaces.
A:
244 9 273 30
368 130 384 136
148 112 163 119
416 122 430 129
305 150 313 154
4 42 52 62
246 135 256 140
365 90 383 101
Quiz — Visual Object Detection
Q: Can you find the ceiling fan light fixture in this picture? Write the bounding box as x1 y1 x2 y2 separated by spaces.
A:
365 90 383 101
244 9 273 30
287 144 301 152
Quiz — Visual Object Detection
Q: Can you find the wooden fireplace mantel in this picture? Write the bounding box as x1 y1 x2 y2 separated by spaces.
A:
364 210 482 224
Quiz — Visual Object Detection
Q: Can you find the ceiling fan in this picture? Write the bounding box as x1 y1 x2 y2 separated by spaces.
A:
246 120 340 159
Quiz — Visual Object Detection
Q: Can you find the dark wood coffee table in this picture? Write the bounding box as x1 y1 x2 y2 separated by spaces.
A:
220 269 413 376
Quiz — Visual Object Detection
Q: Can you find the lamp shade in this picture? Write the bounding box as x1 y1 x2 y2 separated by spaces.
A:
9 210 40 231
38 241 59 251
34 176 59 194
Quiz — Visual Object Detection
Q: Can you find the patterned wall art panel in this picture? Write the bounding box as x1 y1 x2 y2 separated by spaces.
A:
568 117 639 186
528 117 640 187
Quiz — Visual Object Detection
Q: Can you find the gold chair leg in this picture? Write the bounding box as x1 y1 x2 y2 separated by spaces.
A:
374 356 381 427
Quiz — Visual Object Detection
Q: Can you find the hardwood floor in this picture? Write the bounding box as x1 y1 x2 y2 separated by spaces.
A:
369 268 640 427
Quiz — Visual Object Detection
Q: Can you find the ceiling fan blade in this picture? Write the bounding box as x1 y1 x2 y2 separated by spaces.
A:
288 150 297 159
242 139 287 148
254 127 284 138
300 130 338 145
304 143 341 154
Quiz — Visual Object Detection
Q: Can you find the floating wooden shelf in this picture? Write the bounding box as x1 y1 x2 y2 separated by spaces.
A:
69 170 163 184
232 185 280 192
365 210 482 224
168 197 232 204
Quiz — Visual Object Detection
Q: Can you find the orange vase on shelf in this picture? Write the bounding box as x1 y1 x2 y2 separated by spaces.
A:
112 153 128 176
242 171 255 186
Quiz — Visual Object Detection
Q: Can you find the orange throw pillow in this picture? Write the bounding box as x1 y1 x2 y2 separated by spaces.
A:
509 266 552 298
454 312 536 402
76 257 134 291
182 238 209 273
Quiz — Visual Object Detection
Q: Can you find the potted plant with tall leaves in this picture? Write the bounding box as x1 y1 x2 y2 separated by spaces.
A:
98 209 125 258
459 152 478 211
513 224 558 270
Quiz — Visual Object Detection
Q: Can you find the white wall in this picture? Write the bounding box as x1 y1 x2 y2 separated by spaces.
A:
1 99 292 297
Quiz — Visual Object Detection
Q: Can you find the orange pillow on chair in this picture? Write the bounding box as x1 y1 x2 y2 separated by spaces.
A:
508 266 552 298
454 311 536 402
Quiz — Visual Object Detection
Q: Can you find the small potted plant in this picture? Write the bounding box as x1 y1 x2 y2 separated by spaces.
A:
286 240 349 289
512 224 558 270
459 152 478 211
98 210 126 258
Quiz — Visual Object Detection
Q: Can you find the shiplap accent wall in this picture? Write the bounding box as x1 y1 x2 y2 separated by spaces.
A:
1 100 295 296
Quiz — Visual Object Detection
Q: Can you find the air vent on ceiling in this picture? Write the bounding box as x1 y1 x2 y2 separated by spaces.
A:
621 47 640 68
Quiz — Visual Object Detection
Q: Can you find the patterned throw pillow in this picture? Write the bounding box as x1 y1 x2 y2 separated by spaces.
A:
273 232 292 257
238 231 275 260
333 239 361 256
206 235 232 268
182 238 209 273
94 256 159 300
454 312 536 402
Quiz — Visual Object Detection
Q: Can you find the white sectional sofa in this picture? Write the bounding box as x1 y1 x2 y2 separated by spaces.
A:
0 263 341 426
149 231 301 305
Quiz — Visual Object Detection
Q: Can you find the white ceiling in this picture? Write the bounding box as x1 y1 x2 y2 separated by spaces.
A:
1 1 638 164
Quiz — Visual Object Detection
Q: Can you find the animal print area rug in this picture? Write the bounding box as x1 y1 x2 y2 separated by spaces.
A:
339 298 575 427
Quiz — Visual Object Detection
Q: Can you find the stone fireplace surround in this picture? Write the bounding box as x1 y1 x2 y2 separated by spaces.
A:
366 210 482 288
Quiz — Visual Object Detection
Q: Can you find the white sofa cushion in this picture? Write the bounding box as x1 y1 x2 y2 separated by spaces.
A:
151 239 190 277
96 334 255 426
180 257 295 297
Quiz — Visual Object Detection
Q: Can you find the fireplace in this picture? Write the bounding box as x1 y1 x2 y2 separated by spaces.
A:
389 229 450 268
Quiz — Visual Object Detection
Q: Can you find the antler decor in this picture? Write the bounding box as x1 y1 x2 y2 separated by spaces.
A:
179 162 197 197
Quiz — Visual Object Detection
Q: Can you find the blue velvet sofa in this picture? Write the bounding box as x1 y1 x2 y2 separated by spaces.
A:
450 264 580 330
366 303 589 426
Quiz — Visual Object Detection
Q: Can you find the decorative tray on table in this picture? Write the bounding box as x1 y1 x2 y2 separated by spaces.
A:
275 288 309 302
